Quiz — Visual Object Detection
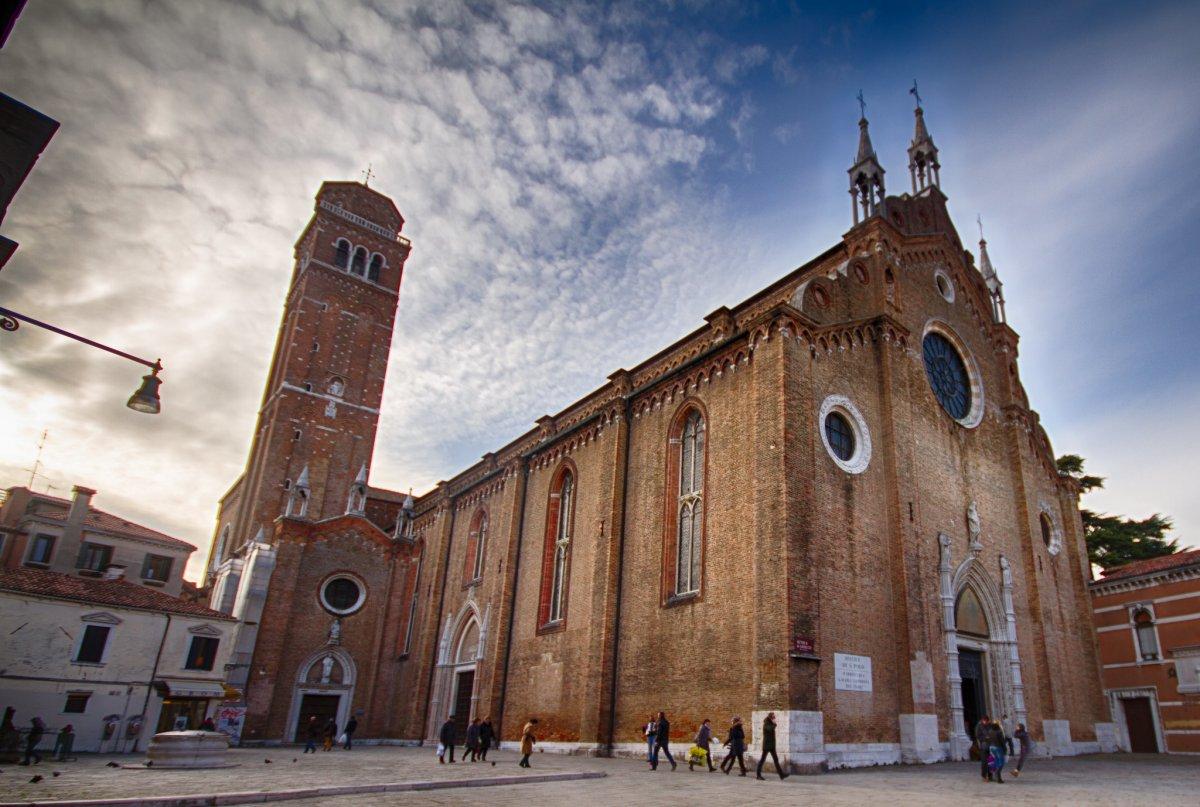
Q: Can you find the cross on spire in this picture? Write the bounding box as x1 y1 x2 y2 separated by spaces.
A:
856 90 866 119
361 164 376 187
977 214 985 241
910 79 922 109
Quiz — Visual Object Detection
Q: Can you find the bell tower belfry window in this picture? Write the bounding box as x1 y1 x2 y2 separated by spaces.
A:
848 92 886 226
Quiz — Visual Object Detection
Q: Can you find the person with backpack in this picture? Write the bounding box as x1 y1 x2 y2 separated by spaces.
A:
650 711 677 771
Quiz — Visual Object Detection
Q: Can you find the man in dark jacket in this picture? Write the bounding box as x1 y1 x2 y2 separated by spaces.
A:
20 717 45 765
651 711 677 771
438 717 457 763
720 717 747 775
975 715 993 781
303 715 320 753
755 712 788 780
478 717 495 761
343 716 358 750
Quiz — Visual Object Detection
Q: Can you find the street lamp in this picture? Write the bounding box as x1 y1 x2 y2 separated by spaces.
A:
0 305 163 414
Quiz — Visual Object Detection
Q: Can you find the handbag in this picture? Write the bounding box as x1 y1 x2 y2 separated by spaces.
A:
337 733 347 745
437 742 445 756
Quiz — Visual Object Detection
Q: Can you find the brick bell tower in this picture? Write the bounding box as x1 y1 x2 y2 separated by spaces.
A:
207 181 412 582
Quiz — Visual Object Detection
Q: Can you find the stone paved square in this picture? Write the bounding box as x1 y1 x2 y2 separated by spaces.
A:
3 747 1198 806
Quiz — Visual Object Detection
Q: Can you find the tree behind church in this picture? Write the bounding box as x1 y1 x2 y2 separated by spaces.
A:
1056 454 1179 571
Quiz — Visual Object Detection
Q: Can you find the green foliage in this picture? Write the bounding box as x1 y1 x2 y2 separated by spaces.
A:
1056 454 1179 570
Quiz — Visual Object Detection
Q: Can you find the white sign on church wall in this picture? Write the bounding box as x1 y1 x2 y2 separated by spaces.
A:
834 652 873 692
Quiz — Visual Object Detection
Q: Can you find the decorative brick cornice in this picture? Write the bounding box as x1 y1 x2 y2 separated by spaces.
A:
1089 564 1200 597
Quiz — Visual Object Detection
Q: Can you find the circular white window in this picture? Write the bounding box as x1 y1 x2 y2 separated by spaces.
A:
921 320 984 429
818 395 872 474
1039 512 1063 556
934 269 955 303
320 575 366 615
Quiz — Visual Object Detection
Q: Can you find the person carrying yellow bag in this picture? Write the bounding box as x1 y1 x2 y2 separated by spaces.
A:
688 718 716 771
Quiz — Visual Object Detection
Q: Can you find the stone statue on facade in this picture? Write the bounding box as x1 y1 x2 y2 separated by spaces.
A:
320 654 335 684
967 501 983 553
328 618 341 645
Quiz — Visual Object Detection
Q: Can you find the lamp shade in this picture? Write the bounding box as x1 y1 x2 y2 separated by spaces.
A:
127 366 162 414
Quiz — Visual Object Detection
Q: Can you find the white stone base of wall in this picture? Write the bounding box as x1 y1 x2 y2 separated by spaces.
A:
824 743 901 769
899 714 941 764
1073 741 1101 755
1095 722 1119 753
746 709 827 772
1043 719 1074 756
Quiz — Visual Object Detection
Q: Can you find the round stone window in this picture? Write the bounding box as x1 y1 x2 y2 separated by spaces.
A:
921 326 983 428
1040 513 1062 556
934 269 955 303
818 395 872 474
320 575 366 615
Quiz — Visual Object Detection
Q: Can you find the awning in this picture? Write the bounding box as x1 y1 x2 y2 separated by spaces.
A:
158 679 227 698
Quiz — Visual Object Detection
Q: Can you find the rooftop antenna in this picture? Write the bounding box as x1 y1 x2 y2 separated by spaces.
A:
360 164 376 187
25 429 49 489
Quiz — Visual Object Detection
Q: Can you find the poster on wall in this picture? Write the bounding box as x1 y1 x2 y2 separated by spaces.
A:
216 704 247 746
834 652 873 692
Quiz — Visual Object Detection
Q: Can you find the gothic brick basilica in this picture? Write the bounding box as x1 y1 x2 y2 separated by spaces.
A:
204 102 1115 770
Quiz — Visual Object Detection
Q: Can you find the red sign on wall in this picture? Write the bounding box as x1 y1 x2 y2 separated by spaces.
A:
792 635 815 655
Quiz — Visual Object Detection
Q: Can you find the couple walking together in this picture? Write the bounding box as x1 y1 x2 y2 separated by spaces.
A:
643 711 789 781
975 713 1031 783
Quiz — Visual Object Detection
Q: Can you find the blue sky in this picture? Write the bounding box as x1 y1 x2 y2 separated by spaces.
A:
1 0 1196 578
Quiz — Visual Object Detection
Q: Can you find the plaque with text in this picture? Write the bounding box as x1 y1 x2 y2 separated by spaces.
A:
834 652 872 692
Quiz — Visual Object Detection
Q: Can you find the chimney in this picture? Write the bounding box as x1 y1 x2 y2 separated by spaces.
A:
58 485 96 574
68 486 95 526
103 565 126 580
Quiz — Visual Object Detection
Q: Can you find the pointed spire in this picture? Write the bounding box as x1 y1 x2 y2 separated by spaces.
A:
977 217 1006 324
908 82 940 194
295 465 310 489
848 92 886 226
251 526 266 545
354 463 368 485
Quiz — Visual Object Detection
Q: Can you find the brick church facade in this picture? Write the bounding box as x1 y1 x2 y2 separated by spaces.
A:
205 103 1115 770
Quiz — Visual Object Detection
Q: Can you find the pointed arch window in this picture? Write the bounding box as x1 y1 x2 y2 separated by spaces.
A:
334 239 350 269
368 254 383 283
351 246 367 276
665 405 706 602
463 509 488 585
538 466 575 629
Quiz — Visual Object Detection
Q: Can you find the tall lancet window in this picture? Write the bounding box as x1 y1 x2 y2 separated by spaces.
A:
668 407 705 599
539 466 575 629
463 509 487 584
334 239 350 269
286 487 308 518
351 246 367 276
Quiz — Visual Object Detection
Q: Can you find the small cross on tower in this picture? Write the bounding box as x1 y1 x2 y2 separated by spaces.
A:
856 90 866 120
360 164 376 187
910 79 922 109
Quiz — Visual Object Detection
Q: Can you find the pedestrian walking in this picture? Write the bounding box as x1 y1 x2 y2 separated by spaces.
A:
650 711 677 771
643 714 658 767
1002 713 1015 756
322 717 337 751
689 718 716 772
466 717 481 761
519 718 538 767
53 724 74 761
438 717 457 763
1011 723 1031 778
20 716 45 765
720 716 747 776
303 715 320 753
478 716 495 761
343 716 358 750
974 714 992 781
755 711 789 780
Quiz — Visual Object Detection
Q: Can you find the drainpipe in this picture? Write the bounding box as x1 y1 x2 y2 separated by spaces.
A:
133 613 171 752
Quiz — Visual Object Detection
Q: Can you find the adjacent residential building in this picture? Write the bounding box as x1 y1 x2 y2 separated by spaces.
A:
1090 549 1200 754
0 566 235 753
0 485 194 597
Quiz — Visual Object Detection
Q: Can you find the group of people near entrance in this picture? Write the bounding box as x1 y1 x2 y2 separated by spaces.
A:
302 714 359 753
436 715 503 764
974 713 1031 784
644 711 789 781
